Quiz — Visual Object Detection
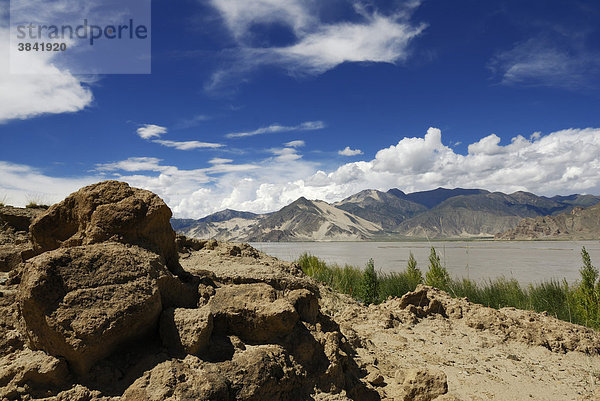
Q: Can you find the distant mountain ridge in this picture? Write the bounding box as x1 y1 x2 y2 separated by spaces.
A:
496 203 600 240
172 188 600 241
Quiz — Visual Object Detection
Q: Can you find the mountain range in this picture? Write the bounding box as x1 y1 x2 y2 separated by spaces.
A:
171 188 600 241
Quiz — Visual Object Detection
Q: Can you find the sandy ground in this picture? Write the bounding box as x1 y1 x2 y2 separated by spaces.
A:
319 287 600 401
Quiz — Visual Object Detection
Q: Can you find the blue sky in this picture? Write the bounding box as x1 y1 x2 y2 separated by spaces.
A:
1 0 600 218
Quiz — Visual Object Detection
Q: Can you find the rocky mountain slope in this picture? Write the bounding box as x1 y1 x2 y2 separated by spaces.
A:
241 197 382 241
173 187 600 241
1 181 599 400
387 188 489 209
394 191 578 238
334 189 427 230
496 202 600 240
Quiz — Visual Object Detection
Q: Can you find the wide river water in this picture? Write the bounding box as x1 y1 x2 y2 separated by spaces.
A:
250 241 600 285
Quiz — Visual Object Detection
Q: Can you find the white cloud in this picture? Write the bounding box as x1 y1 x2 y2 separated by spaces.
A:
270 147 302 162
273 14 425 75
226 121 325 138
285 140 305 148
0 161 99 206
96 157 167 172
152 139 225 150
338 146 363 156
136 124 224 150
209 0 311 41
137 124 168 139
4 127 600 218
207 0 425 86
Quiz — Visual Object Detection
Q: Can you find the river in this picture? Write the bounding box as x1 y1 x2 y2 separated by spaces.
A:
250 241 600 285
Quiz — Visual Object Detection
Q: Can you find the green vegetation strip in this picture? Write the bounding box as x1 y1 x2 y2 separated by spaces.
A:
297 247 600 330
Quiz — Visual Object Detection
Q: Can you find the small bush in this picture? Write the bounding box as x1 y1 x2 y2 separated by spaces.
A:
359 258 378 305
425 247 450 290
406 252 423 286
574 247 600 327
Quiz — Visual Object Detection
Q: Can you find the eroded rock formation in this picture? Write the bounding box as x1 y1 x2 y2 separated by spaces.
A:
1 181 378 400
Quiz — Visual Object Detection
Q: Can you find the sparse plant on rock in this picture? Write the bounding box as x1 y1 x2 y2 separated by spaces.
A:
425 247 450 290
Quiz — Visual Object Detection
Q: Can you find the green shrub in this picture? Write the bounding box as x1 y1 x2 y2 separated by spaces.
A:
574 247 600 327
406 252 423 286
425 247 450 290
359 258 378 305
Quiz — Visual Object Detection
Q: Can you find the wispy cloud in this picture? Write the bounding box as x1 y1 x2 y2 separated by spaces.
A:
338 146 363 156
96 157 167 172
209 158 234 164
153 139 224 150
285 140 305 148
174 114 211 129
137 124 168 139
489 35 600 89
226 121 325 138
136 124 224 150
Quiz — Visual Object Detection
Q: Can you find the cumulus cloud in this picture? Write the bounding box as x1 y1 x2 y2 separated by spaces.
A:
4 127 600 218
137 124 168 139
178 127 600 217
206 0 425 86
338 146 363 156
226 121 325 138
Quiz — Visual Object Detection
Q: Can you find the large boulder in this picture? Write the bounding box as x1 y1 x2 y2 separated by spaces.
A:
17 242 172 375
29 181 179 272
